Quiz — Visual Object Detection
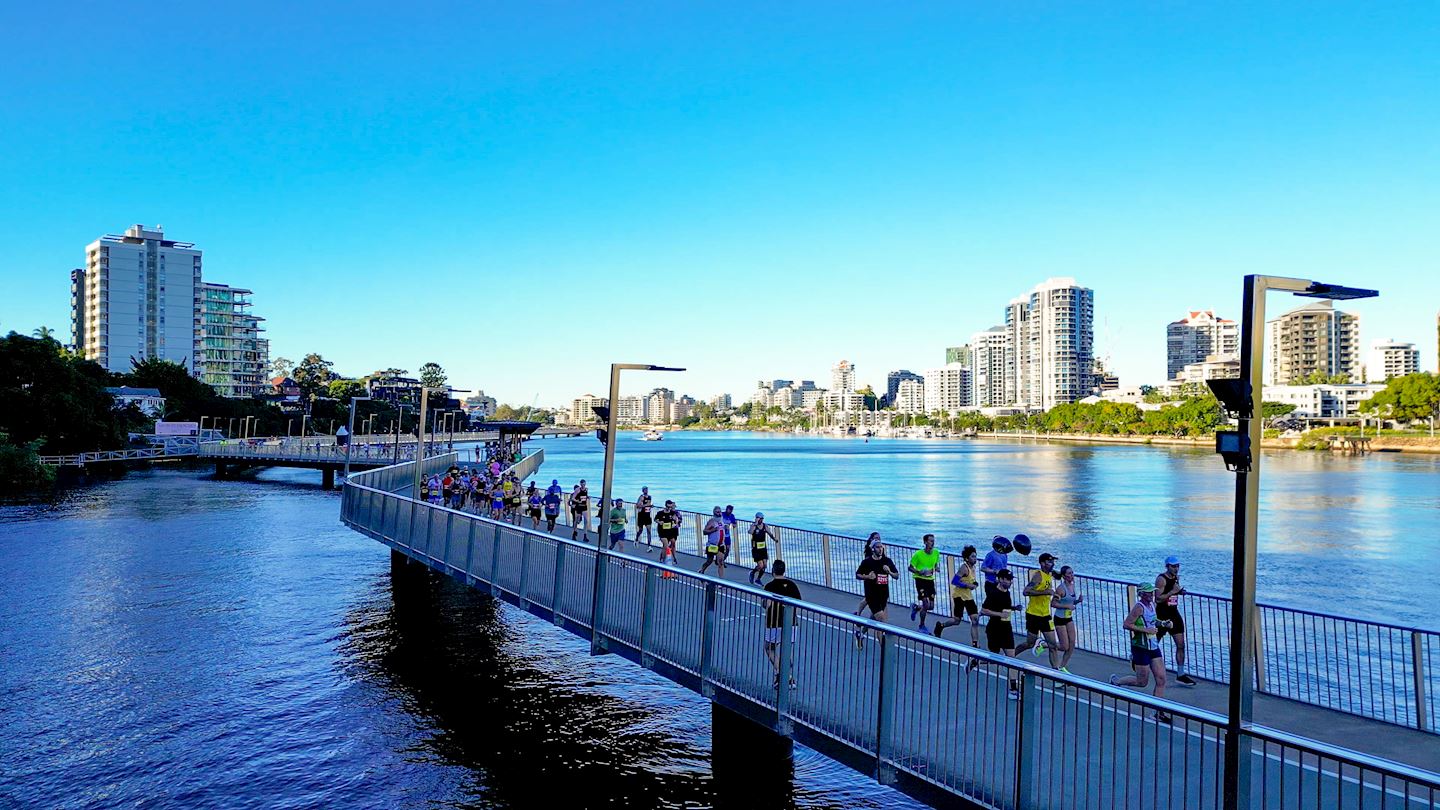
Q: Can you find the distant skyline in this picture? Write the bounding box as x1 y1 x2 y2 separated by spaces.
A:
2 3 1437 405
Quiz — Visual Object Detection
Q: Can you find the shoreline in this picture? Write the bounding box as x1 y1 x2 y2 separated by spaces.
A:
973 431 1440 453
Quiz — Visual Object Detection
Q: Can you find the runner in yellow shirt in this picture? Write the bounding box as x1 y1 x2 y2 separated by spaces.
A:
1014 552 1063 669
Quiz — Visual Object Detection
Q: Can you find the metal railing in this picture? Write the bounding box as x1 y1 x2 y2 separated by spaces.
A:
198 440 444 464
342 457 1440 810
524 499 1439 733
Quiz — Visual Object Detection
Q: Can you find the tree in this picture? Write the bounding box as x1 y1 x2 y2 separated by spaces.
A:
327 378 366 403
124 357 221 420
1261 402 1297 420
418 362 448 390
293 353 335 400
31 326 56 342
270 357 295 378
1298 371 1352 385
1 332 132 459
1360 373 1440 427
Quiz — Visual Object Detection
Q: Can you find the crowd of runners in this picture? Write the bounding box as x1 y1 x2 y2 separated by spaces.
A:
416 468 1199 714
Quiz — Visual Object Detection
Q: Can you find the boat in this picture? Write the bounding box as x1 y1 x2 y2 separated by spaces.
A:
642 429 663 441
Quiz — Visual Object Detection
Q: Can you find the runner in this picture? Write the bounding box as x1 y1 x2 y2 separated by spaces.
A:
568 484 585 540
489 480 504 520
419 475 432 504
934 545 981 650
542 485 562 532
1155 556 1197 686
907 534 941 632
1052 565 1083 674
853 542 899 649
635 486 655 552
655 500 682 566
698 507 727 577
1111 583 1172 722
748 512 777 585
575 480 591 536
851 533 884 617
979 568 1023 697
440 471 454 508
762 559 802 689
1014 553 1063 669
981 536 1011 602
607 498 628 552
721 505 738 569
526 484 543 529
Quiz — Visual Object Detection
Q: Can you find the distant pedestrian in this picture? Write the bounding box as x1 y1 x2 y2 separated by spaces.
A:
934 545 981 648
853 542 899 649
1155 556 1196 686
749 513 777 585
980 569 1023 697
762 560 802 689
1111 583 1172 723
908 534 941 632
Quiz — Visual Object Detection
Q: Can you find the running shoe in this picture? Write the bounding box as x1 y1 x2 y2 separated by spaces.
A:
1032 640 1047 657
933 625 945 638
918 623 929 633
1007 688 1020 701
1176 673 1197 687
853 629 865 650
1153 711 1173 725
910 603 919 621
1058 666 1072 675
965 658 979 674
1108 674 1122 686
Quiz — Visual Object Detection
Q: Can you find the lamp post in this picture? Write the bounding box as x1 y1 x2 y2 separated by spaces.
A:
411 388 469 498
344 396 371 481
228 417 236 438
1209 276 1376 810
393 404 411 465
588 363 684 655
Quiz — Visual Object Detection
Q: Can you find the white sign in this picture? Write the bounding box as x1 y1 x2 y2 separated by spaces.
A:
155 421 199 436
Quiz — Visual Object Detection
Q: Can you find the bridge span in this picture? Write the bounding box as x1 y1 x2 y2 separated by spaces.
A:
342 453 1440 809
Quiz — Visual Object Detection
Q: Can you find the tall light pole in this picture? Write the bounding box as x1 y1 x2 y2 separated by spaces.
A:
1209 276 1376 810
589 363 684 655
411 388 469 497
393 403 411 465
343 396 371 480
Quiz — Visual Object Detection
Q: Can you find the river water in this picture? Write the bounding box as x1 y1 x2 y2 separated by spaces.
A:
3 433 1436 808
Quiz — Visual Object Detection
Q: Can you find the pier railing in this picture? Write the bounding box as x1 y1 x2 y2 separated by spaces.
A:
343 456 1440 810
540 500 1439 734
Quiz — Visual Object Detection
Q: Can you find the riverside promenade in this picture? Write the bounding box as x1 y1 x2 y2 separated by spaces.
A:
343 452 1440 809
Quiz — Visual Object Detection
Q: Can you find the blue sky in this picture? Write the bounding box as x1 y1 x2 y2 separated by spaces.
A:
2 2 1437 404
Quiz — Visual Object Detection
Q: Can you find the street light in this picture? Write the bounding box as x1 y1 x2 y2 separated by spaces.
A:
589 363 684 654
1209 275 1377 810
412 387 470 498
343 396 371 481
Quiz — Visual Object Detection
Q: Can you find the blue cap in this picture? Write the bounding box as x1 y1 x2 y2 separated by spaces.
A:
1165 555 1181 566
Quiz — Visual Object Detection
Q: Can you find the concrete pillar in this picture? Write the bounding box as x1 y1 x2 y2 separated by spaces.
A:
711 703 792 805
214 461 227 479
321 468 335 490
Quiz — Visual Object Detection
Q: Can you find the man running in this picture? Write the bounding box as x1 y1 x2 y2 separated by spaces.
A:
1052 565 1082 674
698 507 727 577
1155 556 1196 686
762 559 802 689
934 544 981 649
979 568 1022 696
607 498 628 551
1015 553 1063 670
542 485 562 532
575 480 591 536
720 505 738 567
908 534 941 632
749 512 777 585
853 541 899 649
1111 583 1172 722
635 486 655 551
568 484 587 540
656 500 682 565
981 536 1011 602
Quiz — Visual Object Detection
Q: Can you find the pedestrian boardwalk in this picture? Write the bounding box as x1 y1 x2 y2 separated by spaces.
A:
343 454 1440 809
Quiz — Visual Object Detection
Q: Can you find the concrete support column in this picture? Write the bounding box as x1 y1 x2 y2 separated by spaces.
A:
711 703 792 805
214 461 227 479
322 468 335 490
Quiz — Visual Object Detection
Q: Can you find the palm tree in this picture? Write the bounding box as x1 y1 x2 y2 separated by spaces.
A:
32 325 55 341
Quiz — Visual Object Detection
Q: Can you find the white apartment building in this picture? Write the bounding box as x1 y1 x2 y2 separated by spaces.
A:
571 394 609 424
710 394 732 410
73 224 202 374
671 395 696 423
970 326 1008 408
831 360 856 394
1264 300 1362 385
197 282 269 398
822 390 866 412
615 396 648 424
1174 354 1241 385
646 388 675 424
1023 278 1095 410
894 378 925 414
1263 384 1385 419
1166 310 1238 381
923 364 972 415
1367 339 1420 382
800 388 826 410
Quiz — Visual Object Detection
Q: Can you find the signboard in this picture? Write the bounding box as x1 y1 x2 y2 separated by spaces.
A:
155 421 200 436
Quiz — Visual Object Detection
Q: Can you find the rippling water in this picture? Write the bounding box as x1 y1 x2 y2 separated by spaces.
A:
534 432 1440 627
0 467 917 809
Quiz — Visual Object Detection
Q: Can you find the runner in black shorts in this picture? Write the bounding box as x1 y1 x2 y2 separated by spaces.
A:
749 512 777 585
934 545 981 654
1155 555 1195 686
853 542 899 649
655 500 681 566
635 486 655 552
980 569 1022 698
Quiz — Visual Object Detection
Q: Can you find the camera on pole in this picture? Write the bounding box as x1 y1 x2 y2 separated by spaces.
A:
592 406 610 447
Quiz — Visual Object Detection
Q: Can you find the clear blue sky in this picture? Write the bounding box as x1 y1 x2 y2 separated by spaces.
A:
3 2 1437 405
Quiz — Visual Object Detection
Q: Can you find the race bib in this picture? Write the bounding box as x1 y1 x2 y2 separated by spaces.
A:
876 574 889 586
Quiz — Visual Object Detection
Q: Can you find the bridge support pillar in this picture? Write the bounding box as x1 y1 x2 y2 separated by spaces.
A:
322 468 335 490
711 703 791 804
214 461 227 479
